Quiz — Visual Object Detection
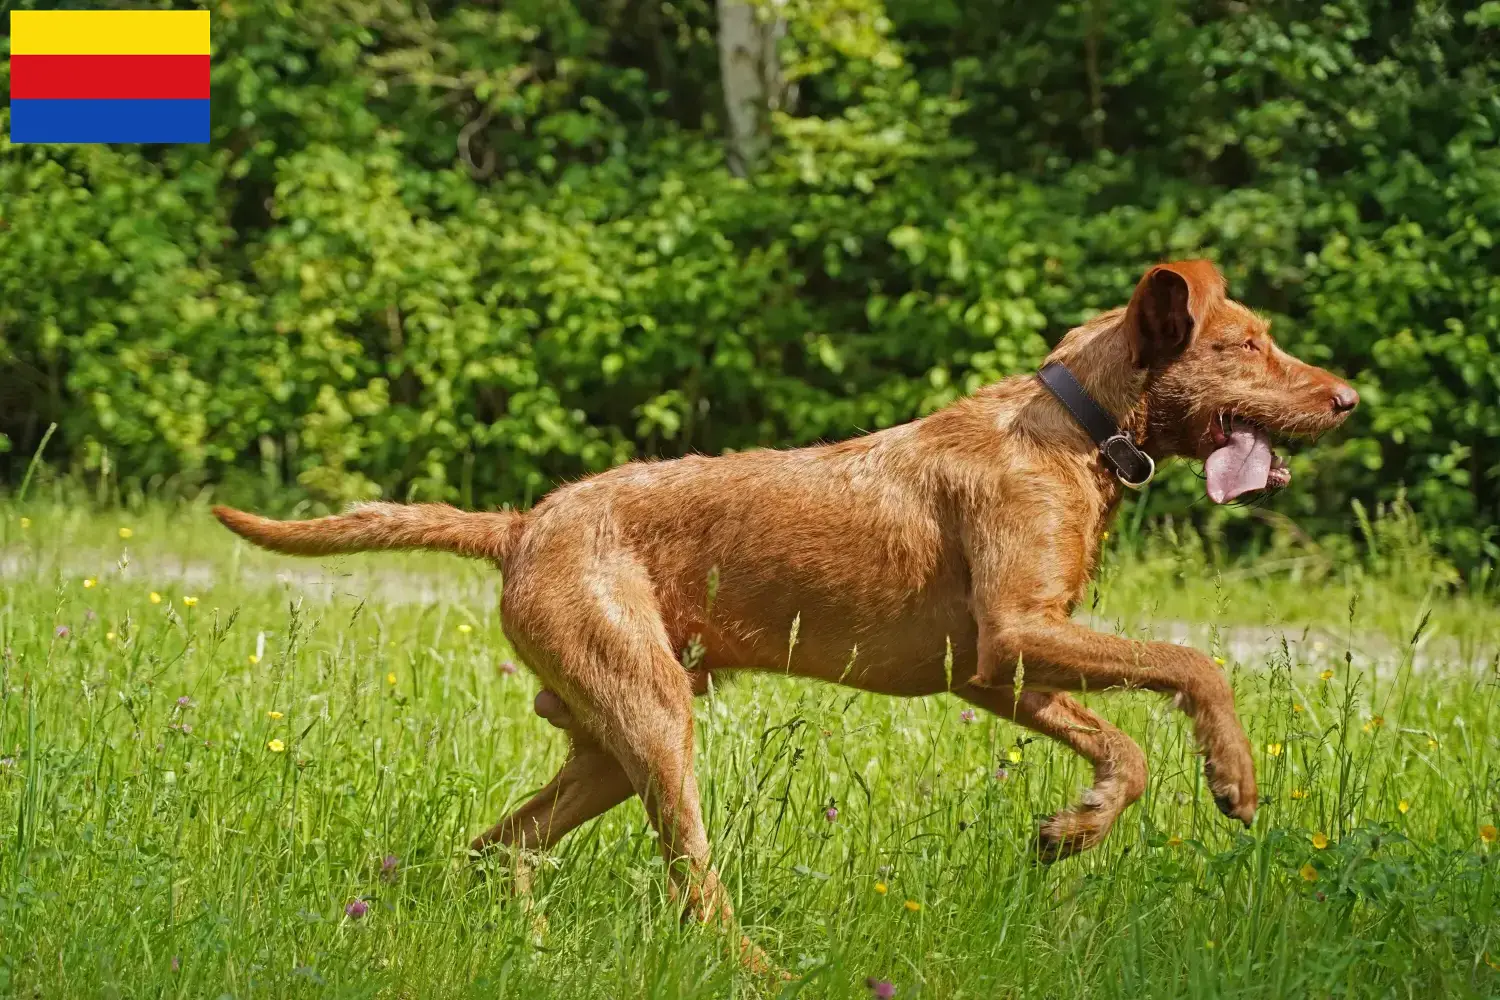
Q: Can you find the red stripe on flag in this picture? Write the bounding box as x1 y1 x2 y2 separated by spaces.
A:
10 55 210 101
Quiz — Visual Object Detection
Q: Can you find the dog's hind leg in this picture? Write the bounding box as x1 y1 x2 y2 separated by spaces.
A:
589 656 727 924
469 734 634 857
961 687 1147 862
468 732 634 934
544 645 778 971
500 525 776 972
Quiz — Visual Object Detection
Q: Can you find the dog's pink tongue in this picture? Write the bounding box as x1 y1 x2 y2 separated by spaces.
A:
1205 422 1274 504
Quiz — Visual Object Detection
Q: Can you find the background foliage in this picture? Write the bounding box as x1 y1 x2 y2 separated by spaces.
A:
3 0 1500 563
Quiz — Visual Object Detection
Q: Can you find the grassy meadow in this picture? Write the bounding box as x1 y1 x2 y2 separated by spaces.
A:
1 500 1498 998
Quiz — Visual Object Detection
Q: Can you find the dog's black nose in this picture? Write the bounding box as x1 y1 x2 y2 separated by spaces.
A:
1331 385 1359 413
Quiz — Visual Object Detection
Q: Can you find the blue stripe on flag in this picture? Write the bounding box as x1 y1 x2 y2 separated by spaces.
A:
10 99 209 144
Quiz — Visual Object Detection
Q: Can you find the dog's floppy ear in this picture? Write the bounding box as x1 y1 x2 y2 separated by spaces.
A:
1123 259 1225 367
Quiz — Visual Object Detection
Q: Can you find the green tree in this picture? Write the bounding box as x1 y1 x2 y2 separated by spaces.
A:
2 0 1497 563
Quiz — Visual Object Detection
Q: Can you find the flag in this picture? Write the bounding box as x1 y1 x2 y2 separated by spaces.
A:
9 10 210 144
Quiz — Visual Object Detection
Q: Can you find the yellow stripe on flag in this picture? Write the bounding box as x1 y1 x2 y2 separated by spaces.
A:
10 11 210 56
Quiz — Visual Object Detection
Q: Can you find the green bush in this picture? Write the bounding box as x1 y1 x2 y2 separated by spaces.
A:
2 0 1498 563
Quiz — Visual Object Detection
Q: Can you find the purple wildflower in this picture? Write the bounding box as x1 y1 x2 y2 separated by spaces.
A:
177 695 193 708
994 767 1010 782
960 708 976 724
0 758 14 768
499 660 518 676
380 854 400 879
345 899 369 919
825 806 839 823
85 609 97 623
54 625 70 639
866 978 896 999
171 956 180 972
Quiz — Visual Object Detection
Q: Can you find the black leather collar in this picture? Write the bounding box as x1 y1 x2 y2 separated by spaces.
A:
1037 361 1155 488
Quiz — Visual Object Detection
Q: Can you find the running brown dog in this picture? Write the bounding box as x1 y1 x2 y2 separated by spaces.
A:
214 259 1357 930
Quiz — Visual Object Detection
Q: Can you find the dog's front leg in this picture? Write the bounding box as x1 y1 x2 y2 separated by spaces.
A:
976 616 1257 827
960 686 1148 860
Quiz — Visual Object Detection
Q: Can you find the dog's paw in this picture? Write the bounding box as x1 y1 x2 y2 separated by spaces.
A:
1203 757 1256 827
1032 807 1110 864
1032 827 1075 865
738 937 790 981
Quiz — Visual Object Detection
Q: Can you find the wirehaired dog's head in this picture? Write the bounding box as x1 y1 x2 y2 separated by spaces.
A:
1055 260 1358 503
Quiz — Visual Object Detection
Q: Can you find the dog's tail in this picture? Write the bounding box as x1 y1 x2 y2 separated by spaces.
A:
212 502 520 563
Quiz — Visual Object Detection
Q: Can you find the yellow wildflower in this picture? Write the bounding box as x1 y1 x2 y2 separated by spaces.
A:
1100 531 1109 541
1165 835 1183 847
1369 715 1384 729
118 527 133 539
1481 824 1497 844
267 739 285 753
18 517 31 529
1299 864 1318 882
386 672 397 686
1319 669 1335 682
903 900 921 912
1398 800 1410 815
106 631 116 641
457 623 472 634
1311 832 1329 850
268 711 284 720
1290 789 1308 800
1292 703 1304 714
1428 738 1439 750
1265 742 1283 757
1213 656 1225 666
182 596 198 607
248 654 260 665
873 882 887 895
83 578 97 589
1007 747 1022 763
149 592 162 604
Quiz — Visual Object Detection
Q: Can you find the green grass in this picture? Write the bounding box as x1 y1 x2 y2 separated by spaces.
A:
2 501 1499 998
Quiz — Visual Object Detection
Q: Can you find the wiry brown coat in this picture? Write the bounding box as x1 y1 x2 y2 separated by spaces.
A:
215 260 1357 955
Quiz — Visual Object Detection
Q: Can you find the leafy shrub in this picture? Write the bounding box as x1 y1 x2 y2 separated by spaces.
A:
2 0 1498 563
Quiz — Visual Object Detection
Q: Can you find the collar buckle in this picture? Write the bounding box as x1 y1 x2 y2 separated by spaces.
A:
1101 434 1155 489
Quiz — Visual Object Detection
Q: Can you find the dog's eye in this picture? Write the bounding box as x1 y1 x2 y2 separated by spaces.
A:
1242 339 1260 353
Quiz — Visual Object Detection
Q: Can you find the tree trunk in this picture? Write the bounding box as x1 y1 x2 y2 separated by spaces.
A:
716 0 787 177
